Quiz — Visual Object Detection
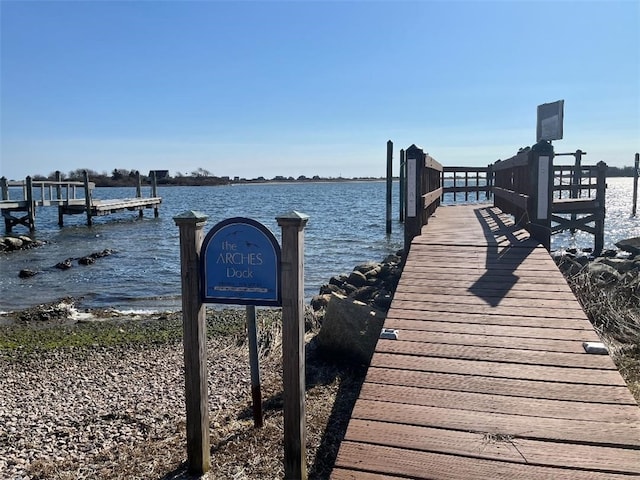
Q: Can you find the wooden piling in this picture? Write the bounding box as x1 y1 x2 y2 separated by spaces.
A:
386 140 393 235
56 171 64 226
0 177 7 201
135 171 143 219
83 171 93 227
633 153 639 217
399 149 405 222
25 176 35 231
595 161 606 256
276 211 309 480
151 170 159 217
174 211 211 475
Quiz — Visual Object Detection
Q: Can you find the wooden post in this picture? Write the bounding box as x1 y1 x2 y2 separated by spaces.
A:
386 140 393 234
571 150 584 199
56 171 64 226
1 177 7 201
570 150 585 232
527 141 554 250
136 171 143 219
399 149 405 222
276 211 309 480
26 176 35 231
453 170 457 202
633 153 639 217
1 177 9 232
174 211 211 475
83 170 93 227
486 164 492 200
594 161 607 256
464 170 469 202
151 170 159 218
246 305 263 428
404 144 424 253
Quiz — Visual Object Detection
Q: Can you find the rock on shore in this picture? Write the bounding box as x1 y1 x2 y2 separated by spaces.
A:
312 250 404 363
553 237 640 291
0 234 45 253
310 250 404 312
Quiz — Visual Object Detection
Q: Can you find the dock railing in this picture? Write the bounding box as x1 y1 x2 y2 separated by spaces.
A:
441 166 492 203
400 140 607 255
491 140 606 254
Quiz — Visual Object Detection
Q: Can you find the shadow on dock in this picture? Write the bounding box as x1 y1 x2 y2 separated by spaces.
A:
468 207 537 307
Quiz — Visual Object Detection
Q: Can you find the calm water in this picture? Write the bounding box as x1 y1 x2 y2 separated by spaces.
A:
0 178 637 312
0 181 404 312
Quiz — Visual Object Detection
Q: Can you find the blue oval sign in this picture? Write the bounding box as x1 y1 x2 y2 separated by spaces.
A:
200 217 281 306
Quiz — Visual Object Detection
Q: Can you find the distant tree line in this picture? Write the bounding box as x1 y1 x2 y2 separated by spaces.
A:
25 163 636 187
26 168 383 186
30 168 231 187
607 165 639 177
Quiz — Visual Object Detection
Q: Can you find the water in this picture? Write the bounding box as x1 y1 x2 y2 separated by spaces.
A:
1 179 637 313
0 181 405 312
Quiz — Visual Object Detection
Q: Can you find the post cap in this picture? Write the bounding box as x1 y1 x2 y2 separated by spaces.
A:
173 210 208 226
276 210 309 227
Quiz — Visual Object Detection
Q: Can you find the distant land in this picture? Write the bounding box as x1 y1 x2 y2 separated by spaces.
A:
20 167 389 187
12 164 639 188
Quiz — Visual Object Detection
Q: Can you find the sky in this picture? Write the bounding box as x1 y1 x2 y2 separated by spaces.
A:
0 0 638 180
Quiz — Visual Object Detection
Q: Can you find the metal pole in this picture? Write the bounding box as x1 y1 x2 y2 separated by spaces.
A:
386 140 393 234
246 305 263 428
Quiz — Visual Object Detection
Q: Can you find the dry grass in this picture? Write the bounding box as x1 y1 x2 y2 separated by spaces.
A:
563 266 640 403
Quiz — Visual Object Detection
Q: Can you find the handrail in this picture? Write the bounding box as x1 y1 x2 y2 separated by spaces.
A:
441 166 492 202
491 141 606 254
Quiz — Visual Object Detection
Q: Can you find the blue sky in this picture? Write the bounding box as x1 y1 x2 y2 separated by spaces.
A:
1 0 638 180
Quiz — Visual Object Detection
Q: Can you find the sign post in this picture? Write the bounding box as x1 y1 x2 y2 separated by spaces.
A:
173 211 210 475
176 211 308 477
276 211 309 480
246 304 263 428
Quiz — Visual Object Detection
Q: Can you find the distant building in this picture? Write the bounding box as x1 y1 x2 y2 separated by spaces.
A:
148 170 169 180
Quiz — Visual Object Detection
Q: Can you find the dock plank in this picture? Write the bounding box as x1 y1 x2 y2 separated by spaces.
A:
351 399 640 447
334 442 634 480
364 367 636 404
343 420 640 475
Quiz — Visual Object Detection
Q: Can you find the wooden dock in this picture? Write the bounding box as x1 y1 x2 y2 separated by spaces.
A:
331 204 640 479
0 171 161 232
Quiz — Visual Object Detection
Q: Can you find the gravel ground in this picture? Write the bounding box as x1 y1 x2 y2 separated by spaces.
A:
0 307 363 480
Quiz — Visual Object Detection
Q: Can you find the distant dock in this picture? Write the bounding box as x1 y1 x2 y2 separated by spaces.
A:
0 171 161 232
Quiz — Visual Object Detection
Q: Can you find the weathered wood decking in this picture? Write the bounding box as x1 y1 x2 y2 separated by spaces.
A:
331 204 640 479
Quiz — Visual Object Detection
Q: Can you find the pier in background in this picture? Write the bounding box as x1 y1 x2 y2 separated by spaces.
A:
0 170 161 232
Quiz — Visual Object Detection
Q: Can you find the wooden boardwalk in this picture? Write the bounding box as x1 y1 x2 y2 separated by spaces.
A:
331 204 640 479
